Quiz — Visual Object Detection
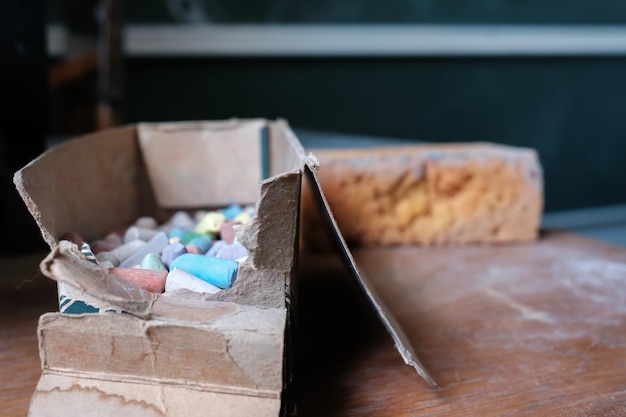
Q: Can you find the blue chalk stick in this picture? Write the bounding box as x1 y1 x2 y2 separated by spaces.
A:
170 253 238 289
187 235 212 253
168 227 187 241
219 204 243 220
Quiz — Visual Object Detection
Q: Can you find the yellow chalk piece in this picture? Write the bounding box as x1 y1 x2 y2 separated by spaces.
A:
234 212 252 225
195 211 227 234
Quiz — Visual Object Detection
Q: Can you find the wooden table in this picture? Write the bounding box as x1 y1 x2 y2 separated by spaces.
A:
0 253 58 417
3 231 626 416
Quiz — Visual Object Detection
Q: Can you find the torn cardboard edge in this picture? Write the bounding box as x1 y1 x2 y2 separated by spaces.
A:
304 154 437 386
13 119 301 417
40 241 157 318
14 119 304 312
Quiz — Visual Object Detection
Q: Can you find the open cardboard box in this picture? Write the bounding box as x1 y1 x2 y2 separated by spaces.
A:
14 119 432 417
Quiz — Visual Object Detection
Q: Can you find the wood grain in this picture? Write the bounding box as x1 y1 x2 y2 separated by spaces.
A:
296 231 626 416
3 232 626 416
0 253 57 417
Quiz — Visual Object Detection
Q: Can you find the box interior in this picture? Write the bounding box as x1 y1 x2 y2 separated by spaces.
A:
14 118 305 247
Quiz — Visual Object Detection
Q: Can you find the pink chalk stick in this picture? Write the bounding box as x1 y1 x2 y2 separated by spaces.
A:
186 245 205 255
108 267 167 293
219 220 241 244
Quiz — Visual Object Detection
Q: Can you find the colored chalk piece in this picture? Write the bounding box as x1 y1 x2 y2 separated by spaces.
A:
234 212 252 225
244 204 256 217
195 211 226 235
119 232 168 268
206 240 227 257
220 204 243 220
187 235 212 253
168 211 196 229
96 239 146 267
219 220 240 244
108 267 167 293
182 231 209 245
186 245 205 255
99 261 115 269
161 242 187 268
124 226 160 243
170 254 238 289
135 216 158 229
141 253 167 271
165 268 221 294
104 232 123 244
194 210 208 222
167 227 187 241
216 243 249 261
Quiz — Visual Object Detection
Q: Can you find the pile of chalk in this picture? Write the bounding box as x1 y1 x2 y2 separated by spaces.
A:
61 204 253 295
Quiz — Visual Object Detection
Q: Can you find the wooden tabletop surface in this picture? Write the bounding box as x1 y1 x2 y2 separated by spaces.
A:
3 231 626 416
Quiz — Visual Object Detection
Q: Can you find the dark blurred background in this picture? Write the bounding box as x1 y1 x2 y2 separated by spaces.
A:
3 0 626 252
1 0 48 253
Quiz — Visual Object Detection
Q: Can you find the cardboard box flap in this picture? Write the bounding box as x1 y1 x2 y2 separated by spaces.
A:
13 125 142 248
304 155 436 386
138 119 267 208
40 240 157 318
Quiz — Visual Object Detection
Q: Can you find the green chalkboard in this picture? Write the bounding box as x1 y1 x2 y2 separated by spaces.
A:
120 56 626 212
49 0 626 24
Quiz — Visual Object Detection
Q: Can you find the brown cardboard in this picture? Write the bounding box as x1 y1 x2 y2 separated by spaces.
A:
14 125 143 248
303 156 435 386
15 119 303 416
138 120 266 208
14 119 431 416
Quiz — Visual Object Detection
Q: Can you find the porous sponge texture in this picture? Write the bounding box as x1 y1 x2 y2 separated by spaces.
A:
302 143 543 246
